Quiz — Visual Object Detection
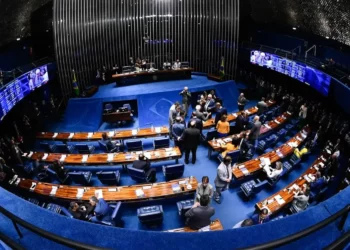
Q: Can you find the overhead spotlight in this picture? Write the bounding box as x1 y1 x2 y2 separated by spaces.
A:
16 38 21 41
326 36 330 39
292 27 297 30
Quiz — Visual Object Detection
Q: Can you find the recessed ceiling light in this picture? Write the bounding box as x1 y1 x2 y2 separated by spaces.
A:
292 27 297 30
326 36 329 39
16 38 21 41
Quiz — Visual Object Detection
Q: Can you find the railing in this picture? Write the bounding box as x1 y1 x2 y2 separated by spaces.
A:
0 231 25 250
0 206 108 250
239 204 350 250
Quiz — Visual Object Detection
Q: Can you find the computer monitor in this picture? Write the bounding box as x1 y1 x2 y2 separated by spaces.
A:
122 66 133 73
181 62 189 68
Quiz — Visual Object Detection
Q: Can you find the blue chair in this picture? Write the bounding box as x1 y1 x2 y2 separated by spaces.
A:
240 179 269 199
55 144 75 154
265 110 274 121
290 154 302 167
46 203 74 219
153 138 170 150
176 199 194 216
218 150 240 163
126 140 143 151
40 142 57 153
96 171 121 185
104 103 113 113
96 202 123 227
137 205 163 226
75 144 95 154
257 134 278 152
123 104 132 112
283 161 294 175
162 164 184 180
127 166 152 183
68 171 92 185
205 129 217 142
46 168 69 184
277 129 287 140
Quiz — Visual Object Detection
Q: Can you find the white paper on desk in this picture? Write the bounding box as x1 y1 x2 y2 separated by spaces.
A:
14 178 20 186
165 148 172 152
223 138 232 143
199 225 211 232
245 111 251 115
217 139 224 144
87 132 93 138
238 165 245 169
232 113 238 118
274 119 280 124
108 131 115 137
76 188 84 198
155 152 160 157
291 184 300 190
304 175 312 183
52 133 58 138
264 124 271 129
107 153 114 162
42 153 49 160
319 162 325 168
296 136 302 141
132 129 137 135
50 186 58 196
142 186 152 190
179 180 186 185
108 188 117 192
287 111 292 115
95 189 103 199
144 153 151 159
321 156 326 162
308 174 316 181
287 142 297 148
301 132 307 138
275 195 285 205
241 168 250 176
27 151 33 158
59 154 66 162
260 157 271 166
155 127 161 133
135 189 145 197
81 155 88 163
30 182 37 191
68 133 74 139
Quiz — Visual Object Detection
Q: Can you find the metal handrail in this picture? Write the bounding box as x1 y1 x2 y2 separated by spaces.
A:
0 206 109 250
324 231 350 250
239 204 350 250
0 231 25 250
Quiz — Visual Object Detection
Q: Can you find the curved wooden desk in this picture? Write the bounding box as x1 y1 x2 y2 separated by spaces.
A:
166 219 223 232
207 112 292 157
23 147 181 165
232 126 311 180
255 150 331 215
15 177 198 202
36 126 169 142
203 100 276 129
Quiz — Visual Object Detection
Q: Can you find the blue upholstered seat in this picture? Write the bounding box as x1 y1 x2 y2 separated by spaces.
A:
176 199 194 216
283 161 293 175
162 164 184 180
137 205 163 225
240 179 269 199
46 168 69 184
218 150 240 163
205 129 217 142
40 142 57 153
55 144 75 154
127 166 152 183
68 171 92 185
75 144 95 154
96 171 120 185
123 104 132 112
153 138 170 150
126 140 143 151
104 103 113 113
258 134 278 152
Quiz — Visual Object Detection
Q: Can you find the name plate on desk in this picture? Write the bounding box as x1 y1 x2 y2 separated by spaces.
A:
50 186 58 196
142 186 152 190
42 153 49 160
76 188 84 199
52 133 58 138
135 189 145 198
155 127 161 133
59 155 67 162
108 188 117 192
108 131 115 137
30 182 37 192
296 136 302 141
95 189 103 199
81 155 89 163
274 119 280 124
68 133 74 139
107 154 114 162
232 113 238 118
276 149 284 158
87 132 93 138
132 130 137 136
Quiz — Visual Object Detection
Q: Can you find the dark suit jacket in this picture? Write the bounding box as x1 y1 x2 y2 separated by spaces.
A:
251 214 270 225
194 110 208 121
236 115 247 131
257 101 268 115
133 159 151 172
181 127 201 150
188 118 203 133
214 107 228 124
249 121 262 140
239 138 250 154
185 206 215 230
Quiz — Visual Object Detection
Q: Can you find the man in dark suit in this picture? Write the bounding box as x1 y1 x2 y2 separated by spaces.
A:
172 116 185 153
248 116 262 143
237 93 248 111
214 102 228 125
251 208 270 225
185 195 215 230
179 86 191 117
235 112 248 133
100 133 118 152
204 94 215 113
181 120 201 164
132 154 156 182
188 112 203 136
239 133 251 161
257 97 268 115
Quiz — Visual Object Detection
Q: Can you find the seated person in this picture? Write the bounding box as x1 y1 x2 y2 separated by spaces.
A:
310 171 328 193
232 218 254 228
88 196 111 223
173 59 181 70
263 161 283 180
132 154 156 182
185 195 215 230
294 146 309 159
100 133 118 152
49 160 68 180
251 208 270 225
216 115 229 138
69 202 92 220
197 95 207 109
291 187 310 213
194 176 214 207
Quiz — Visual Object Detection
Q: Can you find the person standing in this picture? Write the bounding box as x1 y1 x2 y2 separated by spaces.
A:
214 102 228 125
168 102 181 138
172 116 185 153
185 195 215 230
216 115 230 138
213 156 232 204
181 120 201 164
179 87 191 117
235 112 248 134
248 116 262 143
257 97 268 115
237 93 248 111
193 176 214 207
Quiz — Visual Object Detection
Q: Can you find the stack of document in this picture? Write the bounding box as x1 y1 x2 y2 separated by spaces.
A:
275 195 285 205
304 175 312 183
76 188 84 199
274 119 281 124
87 132 93 138
68 133 74 139
245 110 251 115
260 157 271 166
95 189 103 199
108 131 115 137
52 133 58 138
320 156 326 162
223 138 232 143
142 186 152 190
132 129 137 136
172 184 181 193
59 155 67 162
198 225 211 232
313 165 319 171
155 127 161 133
42 153 49 160
276 149 284 158
241 167 250 176
301 132 307 138
50 186 58 196
81 155 89 163
287 142 298 148
28 152 34 158
135 189 145 198
107 153 114 162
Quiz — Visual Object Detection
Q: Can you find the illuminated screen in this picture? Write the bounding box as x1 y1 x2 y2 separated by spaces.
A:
0 65 49 120
250 50 331 96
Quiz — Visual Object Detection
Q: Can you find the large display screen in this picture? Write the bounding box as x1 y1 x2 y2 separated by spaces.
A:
0 65 49 120
250 50 331 96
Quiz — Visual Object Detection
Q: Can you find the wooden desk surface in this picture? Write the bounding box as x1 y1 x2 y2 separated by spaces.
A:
255 151 331 215
203 100 276 129
36 126 169 141
24 147 181 165
112 68 194 79
208 112 292 152
15 177 198 202
166 219 223 232
232 126 311 180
